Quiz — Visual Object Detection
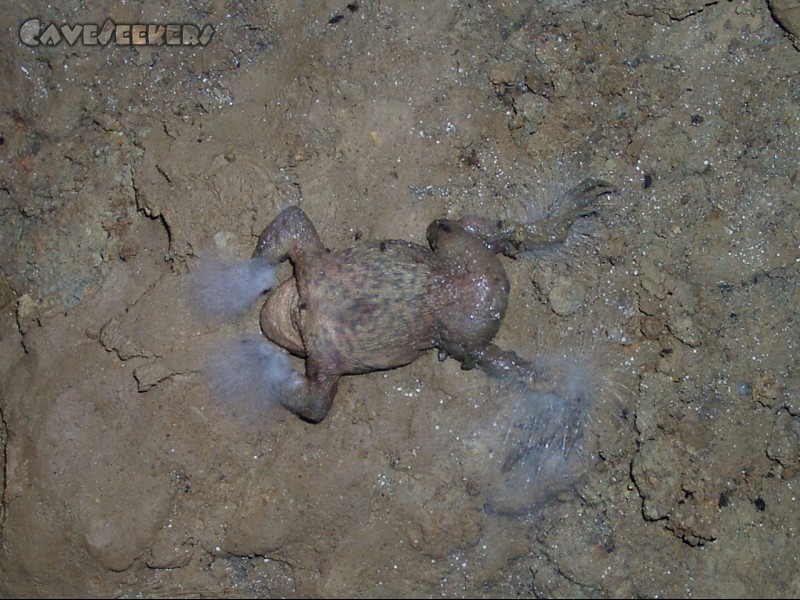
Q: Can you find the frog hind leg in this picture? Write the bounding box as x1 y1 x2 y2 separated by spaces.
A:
253 206 325 265
278 359 339 423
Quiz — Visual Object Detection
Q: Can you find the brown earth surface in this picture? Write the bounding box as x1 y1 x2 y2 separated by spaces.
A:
0 1 798 597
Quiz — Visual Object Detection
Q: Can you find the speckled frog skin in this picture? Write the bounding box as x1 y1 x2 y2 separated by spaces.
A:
253 180 613 422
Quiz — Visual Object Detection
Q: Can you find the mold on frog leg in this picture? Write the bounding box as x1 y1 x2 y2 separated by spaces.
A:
252 206 325 265
476 343 597 407
459 214 579 258
477 339 614 516
474 343 547 387
205 336 303 420
516 178 616 247
277 360 339 423
458 178 616 257
561 178 616 208
188 254 278 321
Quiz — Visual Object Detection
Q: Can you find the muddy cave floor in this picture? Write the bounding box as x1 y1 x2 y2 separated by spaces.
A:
0 1 798 598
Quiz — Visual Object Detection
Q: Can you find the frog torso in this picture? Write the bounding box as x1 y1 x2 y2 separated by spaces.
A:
260 231 509 376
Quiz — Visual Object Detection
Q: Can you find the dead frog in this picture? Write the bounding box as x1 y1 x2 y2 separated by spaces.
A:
251 179 613 422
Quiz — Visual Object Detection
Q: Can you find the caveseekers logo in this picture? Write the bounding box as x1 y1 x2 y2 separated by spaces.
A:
19 18 214 47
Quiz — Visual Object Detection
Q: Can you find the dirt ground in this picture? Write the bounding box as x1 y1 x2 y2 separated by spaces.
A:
0 0 798 597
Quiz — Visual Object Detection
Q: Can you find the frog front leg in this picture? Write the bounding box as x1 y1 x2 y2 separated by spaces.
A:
472 343 546 385
462 178 616 257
